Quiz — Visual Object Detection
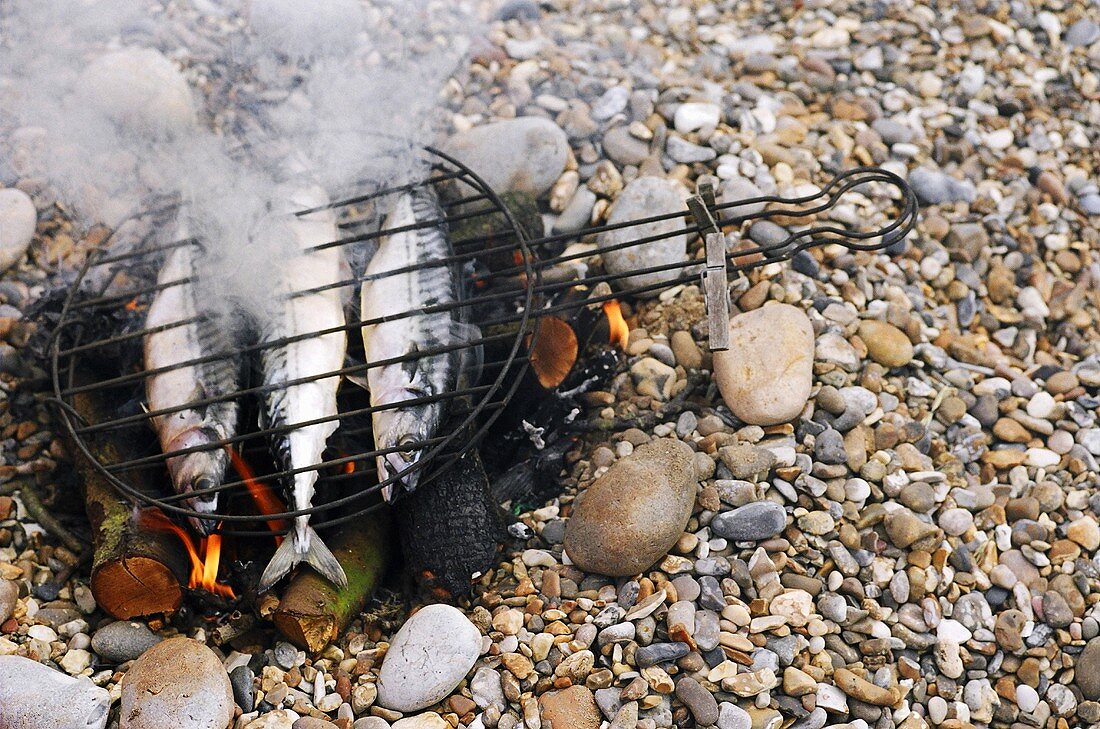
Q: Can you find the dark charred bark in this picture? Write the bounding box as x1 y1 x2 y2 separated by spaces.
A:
394 448 507 602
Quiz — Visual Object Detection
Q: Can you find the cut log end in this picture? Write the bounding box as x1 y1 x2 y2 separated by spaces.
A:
272 611 337 654
91 556 183 619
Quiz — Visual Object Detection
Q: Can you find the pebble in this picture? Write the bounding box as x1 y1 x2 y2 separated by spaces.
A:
0 189 36 272
391 714 448 729
539 685 601 729
119 637 234 729
597 176 691 296
858 320 913 367
675 676 719 725
442 117 569 198
91 621 163 664
717 702 752 729
1077 638 1100 700
710 502 787 542
713 304 814 425
564 439 697 576
0 579 17 624
602 126 650 167
0 655 110 729
673 103 721 134
377 604 481 712
908 167 977 205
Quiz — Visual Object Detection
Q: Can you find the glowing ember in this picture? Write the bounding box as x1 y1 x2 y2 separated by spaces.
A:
528 316 578 389
138 508 235 598
124 297 140 312
228 449 289 543
603 300 629 350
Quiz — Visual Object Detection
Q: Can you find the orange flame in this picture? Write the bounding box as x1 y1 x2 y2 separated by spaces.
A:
124 297 140 312
344 460 356 475
138 508 235 598
603 300 629 350
228 449 288 544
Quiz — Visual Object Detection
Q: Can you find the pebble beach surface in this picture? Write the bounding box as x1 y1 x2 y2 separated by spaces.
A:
2 1 1100 728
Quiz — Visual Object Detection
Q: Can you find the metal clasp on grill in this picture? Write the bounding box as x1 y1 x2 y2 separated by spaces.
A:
687 181 730 352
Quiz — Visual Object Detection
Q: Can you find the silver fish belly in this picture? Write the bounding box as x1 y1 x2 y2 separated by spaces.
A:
257 184 349 591
143 235 240 536
361 186 467 502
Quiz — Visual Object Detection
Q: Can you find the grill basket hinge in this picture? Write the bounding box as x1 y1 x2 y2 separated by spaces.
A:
687 183 730 352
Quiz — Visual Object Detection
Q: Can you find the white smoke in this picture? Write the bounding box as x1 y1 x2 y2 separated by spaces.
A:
1 0 478 316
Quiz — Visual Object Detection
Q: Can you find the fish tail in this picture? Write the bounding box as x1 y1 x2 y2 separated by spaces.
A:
257 523 348 592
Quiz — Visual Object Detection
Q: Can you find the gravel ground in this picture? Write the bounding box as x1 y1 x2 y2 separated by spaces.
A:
2 1 1100 728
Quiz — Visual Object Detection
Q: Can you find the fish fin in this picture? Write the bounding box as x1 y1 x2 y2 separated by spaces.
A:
342 354 370 391
257 525 348 592
448 321 483 387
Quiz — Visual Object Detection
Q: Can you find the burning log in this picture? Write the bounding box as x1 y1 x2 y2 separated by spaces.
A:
395 447 508 601
273 514 390 653
67 388 190 619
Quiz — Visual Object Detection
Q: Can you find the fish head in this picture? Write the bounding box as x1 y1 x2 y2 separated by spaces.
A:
164 427 224 535
373 403 435 502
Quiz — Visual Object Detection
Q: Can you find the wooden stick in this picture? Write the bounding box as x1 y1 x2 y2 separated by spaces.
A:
274 515 390 653
67 388 190 619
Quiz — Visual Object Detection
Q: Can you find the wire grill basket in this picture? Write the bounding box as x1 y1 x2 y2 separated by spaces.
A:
49 152 918 536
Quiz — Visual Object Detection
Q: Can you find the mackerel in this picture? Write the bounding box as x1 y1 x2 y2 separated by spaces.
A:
360 185 473 502
256 184 349 591
143 230 241 535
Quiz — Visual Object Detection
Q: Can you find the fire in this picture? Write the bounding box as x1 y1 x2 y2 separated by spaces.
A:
343 460 356 475
603 300 629 350
138 508 235 598
228 449 289 544
124 297 140 312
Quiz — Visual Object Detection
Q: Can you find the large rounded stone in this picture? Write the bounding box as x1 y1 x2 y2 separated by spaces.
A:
0 655 110 729
119 637 234 729
597 176 691 297
441 117 569 198
0 188 36 273
77 48 196 137
1077 638 1100 700
564 439 698 576
713 304 814 425
377 604 481 712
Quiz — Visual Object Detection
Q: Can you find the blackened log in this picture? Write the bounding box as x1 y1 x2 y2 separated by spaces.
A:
395 448 506 601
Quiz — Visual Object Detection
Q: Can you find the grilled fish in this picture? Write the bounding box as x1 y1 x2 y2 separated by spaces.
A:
257 184 350 591
144 231 241 535
360 186 474 502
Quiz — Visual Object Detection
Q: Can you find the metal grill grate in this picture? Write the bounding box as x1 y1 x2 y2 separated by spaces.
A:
49 153 918 537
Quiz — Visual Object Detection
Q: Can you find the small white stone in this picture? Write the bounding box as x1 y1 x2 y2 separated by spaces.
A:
1025 448 1060 468
985 129 1015 150
1016 684 1040 713
1026 391 1056 419
937 619 972 644
674 102 721 134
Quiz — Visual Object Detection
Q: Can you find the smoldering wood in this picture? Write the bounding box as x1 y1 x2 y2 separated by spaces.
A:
395 447 507 601
274 514 390 653
67 386 190 619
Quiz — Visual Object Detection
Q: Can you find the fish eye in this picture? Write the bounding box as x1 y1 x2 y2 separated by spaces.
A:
398 435 418 459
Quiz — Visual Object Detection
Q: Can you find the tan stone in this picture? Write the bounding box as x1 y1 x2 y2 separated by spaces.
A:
713 304 814 426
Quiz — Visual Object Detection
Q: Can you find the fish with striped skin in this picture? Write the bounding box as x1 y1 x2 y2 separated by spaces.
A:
360 186 474 502
143 230 242 535
256 184 350 592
